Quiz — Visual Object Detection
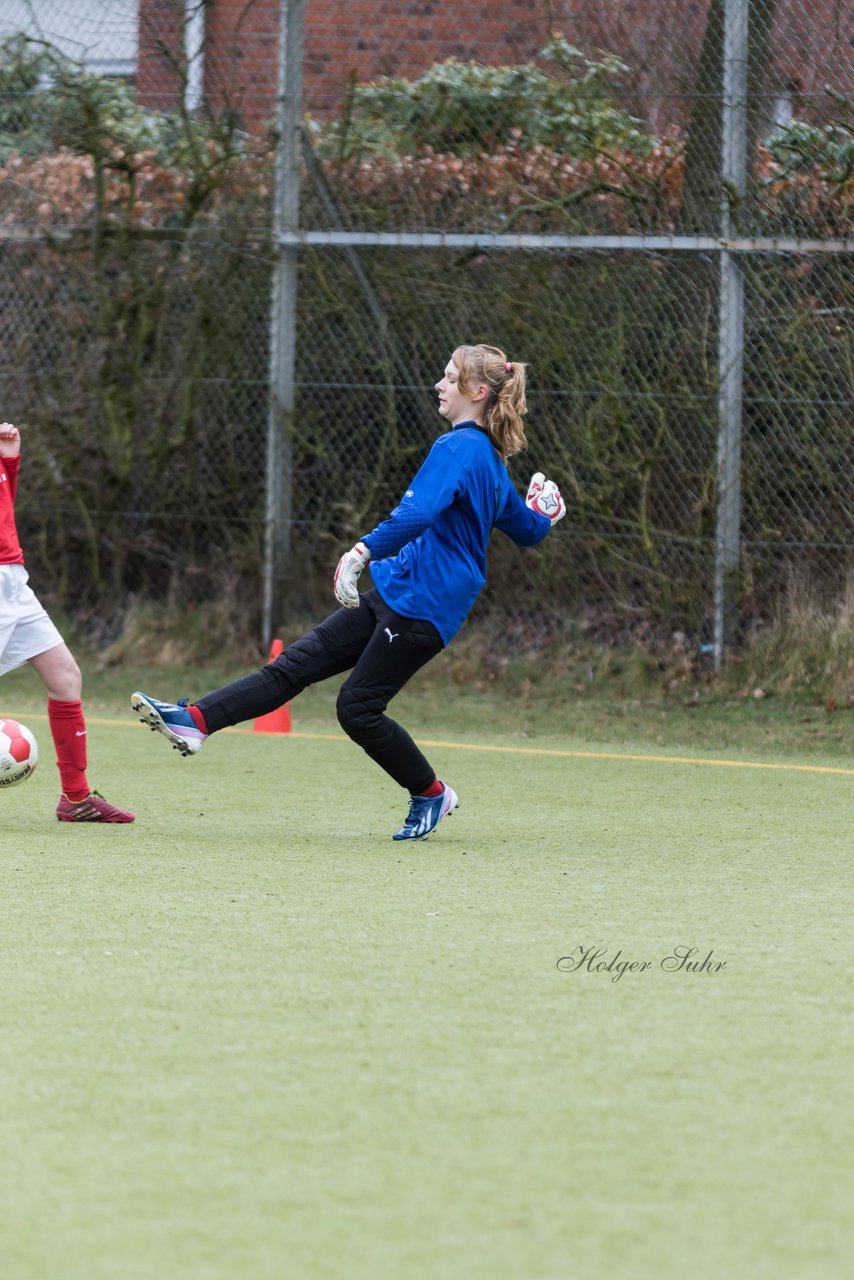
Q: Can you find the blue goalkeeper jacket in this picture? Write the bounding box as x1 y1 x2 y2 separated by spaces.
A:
362 421 551 645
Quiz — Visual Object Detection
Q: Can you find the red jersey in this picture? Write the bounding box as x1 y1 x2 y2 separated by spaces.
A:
0 453 25 566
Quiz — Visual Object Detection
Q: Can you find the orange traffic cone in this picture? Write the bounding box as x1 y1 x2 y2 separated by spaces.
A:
252 638 292 734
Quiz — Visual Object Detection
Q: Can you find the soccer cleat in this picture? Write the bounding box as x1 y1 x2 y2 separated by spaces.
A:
392 782 459 841
131 692 207 756
57 791 135 823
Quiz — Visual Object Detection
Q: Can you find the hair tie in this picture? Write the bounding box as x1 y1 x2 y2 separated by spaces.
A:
504 362 512 372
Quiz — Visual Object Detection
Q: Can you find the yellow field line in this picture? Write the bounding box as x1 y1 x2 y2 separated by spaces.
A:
10 710 850 777
288 731 854 776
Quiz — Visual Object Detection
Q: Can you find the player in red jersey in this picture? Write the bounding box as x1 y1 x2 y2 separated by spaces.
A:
0 422 134 822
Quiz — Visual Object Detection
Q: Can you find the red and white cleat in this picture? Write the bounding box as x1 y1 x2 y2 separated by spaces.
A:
56 791 135 823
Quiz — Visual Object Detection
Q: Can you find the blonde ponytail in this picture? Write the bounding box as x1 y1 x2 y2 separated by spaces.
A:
451 344 528 460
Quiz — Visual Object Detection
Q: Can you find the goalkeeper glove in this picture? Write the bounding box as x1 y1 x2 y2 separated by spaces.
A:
334 541 371 608
526 472 566 524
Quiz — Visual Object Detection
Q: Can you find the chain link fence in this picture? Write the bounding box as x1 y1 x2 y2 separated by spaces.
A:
0 1 851 658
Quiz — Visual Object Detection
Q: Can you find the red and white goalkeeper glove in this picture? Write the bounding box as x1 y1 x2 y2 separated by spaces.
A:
334 541 371 608
526 472 566 524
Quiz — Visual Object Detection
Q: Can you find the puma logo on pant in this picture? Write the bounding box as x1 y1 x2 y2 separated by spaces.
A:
384 627 399 643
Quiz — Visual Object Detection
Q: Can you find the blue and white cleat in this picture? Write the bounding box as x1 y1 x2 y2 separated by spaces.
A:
131 691 207 756
392 782 459 841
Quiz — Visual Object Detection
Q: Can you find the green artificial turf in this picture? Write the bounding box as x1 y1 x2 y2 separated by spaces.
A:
1 669 852 1279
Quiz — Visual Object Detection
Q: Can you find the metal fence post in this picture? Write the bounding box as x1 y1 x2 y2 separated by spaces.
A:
713 0 749 670
263 0 304 650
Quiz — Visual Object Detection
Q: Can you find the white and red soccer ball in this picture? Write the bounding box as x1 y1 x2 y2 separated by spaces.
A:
0 717 39 786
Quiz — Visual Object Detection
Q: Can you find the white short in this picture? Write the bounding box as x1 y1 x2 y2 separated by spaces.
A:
0 563 64 677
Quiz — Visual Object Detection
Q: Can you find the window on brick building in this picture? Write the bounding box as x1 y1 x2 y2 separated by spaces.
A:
770 84 796 139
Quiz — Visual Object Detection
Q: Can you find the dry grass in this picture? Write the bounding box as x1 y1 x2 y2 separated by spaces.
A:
738 572 854 707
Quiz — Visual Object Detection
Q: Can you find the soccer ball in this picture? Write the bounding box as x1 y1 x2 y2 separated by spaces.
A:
0 718 39 786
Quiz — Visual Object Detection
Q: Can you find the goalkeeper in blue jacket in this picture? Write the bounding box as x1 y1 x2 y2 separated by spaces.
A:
131 343 565 841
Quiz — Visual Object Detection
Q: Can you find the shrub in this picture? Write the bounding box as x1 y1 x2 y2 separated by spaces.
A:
314 35 656 165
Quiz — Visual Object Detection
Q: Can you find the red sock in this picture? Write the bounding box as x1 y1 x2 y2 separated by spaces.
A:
47 698 90 802
188 704 208 734
418 779 443 797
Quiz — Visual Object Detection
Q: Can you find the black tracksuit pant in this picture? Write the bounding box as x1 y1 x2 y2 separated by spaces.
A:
195 590 444 793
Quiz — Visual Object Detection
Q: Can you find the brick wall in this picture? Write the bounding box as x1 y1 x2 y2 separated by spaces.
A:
138 0 184 113
136 0 853 134
137 0 560 130
201 1 280 125
303 0 553 113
